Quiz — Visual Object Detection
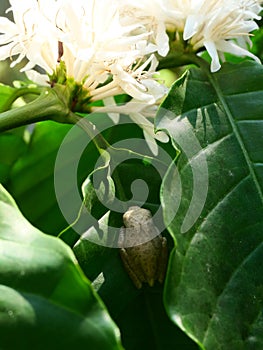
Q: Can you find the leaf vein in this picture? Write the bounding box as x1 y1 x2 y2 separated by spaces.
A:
210 75 263 203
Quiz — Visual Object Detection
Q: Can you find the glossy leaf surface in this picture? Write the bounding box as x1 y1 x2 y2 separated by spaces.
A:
0 185 123 350
156 62 263 350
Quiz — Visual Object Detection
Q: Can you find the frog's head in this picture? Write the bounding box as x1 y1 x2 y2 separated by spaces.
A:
123 206 152 228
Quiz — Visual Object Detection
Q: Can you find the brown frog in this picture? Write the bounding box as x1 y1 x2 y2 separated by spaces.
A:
118 206 168 289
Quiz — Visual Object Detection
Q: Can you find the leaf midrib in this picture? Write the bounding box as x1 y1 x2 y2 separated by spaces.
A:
208 71 263 204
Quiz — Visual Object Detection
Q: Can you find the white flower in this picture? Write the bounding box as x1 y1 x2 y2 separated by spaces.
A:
119 0 173 57
182 0 262 72
96 64 169 155
0 0 60 73
97 98 169 155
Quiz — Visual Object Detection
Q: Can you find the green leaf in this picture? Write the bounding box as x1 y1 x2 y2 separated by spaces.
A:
6 121 72 233
0 128 27 183
0 184 123 349
6 120 99 235
156 61 263 349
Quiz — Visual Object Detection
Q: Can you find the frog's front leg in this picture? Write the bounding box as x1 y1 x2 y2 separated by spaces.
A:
157 237 168 284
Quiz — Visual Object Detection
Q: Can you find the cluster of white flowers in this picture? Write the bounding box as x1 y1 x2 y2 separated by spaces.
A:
175 0 263 72
0 0 170 153
0 0 262 152
120 0 263 72
0 0 164 100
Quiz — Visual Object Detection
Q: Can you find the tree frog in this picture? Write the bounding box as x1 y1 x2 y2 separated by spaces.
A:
118 206 168 289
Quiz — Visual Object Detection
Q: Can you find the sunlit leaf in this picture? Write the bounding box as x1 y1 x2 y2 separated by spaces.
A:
157 61 263 350
0 184 123 350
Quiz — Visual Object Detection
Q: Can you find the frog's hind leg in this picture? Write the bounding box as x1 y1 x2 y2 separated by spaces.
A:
119 248 142 289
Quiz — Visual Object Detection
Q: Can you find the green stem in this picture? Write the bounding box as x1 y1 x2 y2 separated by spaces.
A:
189 54 210 71
67 113 129 203
67 112 111 152
111 168 127 203
1 87 42 112
0 88 70 132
